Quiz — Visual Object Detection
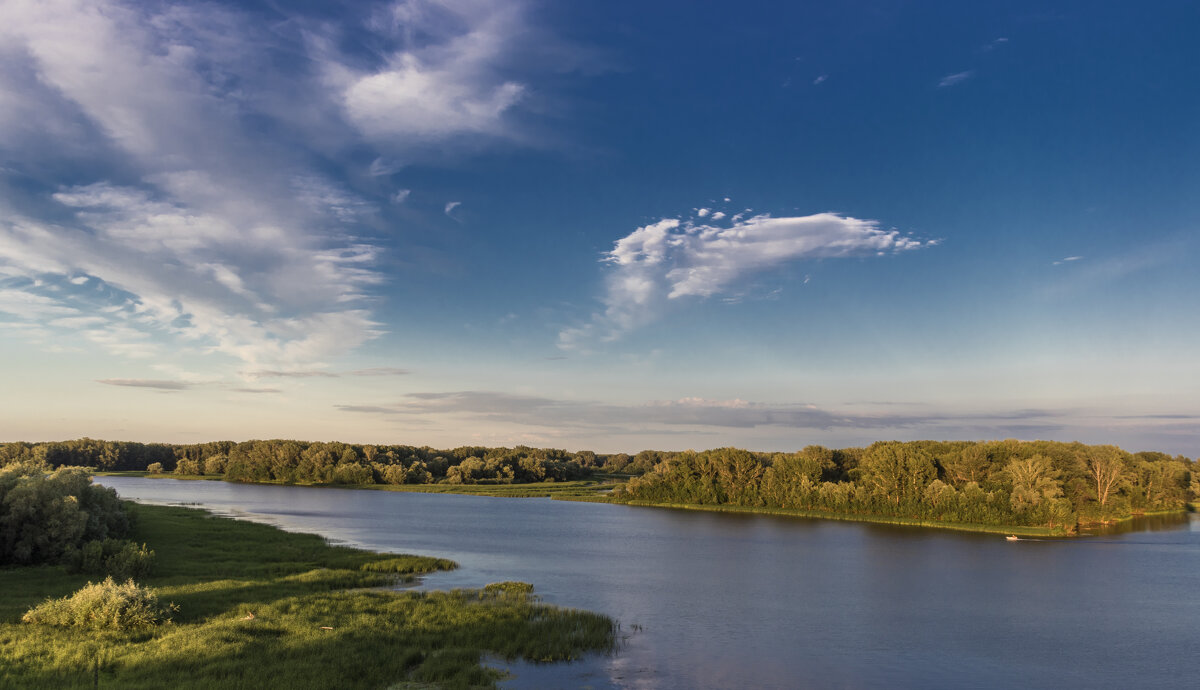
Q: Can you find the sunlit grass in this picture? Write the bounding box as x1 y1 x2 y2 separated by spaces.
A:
0 504 616 688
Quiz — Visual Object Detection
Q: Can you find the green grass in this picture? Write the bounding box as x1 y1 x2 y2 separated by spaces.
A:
616 500 1072 537
0 504 616 689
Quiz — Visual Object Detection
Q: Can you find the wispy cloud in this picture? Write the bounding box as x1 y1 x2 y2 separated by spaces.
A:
245 366 410 379
559 209 930 348
0 0 552 374
245 370 341 379
97 378 191 391
938 70 975 88
349 367 411 377
1052 255 1083 265
334 391 1081 436
813 74 828 85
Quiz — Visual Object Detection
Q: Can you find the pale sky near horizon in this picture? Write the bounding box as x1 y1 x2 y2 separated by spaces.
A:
1 0 1197 455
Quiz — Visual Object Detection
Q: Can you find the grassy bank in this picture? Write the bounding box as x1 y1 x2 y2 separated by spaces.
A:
0 503 616 689
94 471 617 499
615 500 1072 537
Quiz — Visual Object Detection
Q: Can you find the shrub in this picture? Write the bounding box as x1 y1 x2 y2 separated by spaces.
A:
174 458 200 476
22 577 176 629
146 462 164 474
0 465 131 565
68 538 156 579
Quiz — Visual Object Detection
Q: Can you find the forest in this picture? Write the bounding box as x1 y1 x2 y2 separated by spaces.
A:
612 441 1196 530
1 437 1194 531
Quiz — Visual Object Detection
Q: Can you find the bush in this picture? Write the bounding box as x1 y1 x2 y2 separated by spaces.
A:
22 577 176 629
174 458 200 476
146 462 164 474
0 465 130 565
68 538 156 579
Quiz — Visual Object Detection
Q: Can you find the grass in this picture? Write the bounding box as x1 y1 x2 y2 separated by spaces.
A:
616 500 1073 537
0 503 616 689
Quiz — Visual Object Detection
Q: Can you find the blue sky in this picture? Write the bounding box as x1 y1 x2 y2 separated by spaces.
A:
1 0 1197 454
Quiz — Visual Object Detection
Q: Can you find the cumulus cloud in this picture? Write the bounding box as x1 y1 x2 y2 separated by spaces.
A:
559 209 929 348
938 70 975 87
330 0 530 145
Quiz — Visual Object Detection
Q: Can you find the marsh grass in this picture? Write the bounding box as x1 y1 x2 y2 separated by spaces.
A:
1 504 616 689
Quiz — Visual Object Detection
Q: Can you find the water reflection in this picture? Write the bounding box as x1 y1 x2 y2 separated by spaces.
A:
96 478 1200 690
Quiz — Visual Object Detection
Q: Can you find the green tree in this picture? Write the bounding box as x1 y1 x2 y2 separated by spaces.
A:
1003 455 1062 511
859 442 936 506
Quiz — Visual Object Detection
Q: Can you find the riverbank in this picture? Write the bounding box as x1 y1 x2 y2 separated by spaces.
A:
94 471 1189 537
0 503 616 688
611 500 1073 537
95 470 617 499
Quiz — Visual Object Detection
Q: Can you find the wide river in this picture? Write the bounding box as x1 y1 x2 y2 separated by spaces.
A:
95 477 1199 689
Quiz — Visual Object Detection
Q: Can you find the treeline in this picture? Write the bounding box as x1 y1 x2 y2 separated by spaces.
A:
0 438 630 486
613 441 1197 530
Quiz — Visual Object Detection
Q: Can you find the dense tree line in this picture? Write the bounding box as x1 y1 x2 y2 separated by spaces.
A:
3 438 1193 530
0 439 622 486
614 441 1196 530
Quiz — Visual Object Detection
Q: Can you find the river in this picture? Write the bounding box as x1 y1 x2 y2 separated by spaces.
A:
95 477 1200 689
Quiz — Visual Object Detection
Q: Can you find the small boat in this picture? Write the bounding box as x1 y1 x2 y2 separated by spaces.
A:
1005 535 1020 541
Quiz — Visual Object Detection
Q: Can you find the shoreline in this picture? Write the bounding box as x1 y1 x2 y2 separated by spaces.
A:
604 499 1075 537
94 471 1114 537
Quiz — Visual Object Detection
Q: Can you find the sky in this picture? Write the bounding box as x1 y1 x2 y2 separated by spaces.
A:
1 0 1197 455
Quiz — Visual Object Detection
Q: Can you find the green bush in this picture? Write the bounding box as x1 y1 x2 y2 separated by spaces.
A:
22 577 176 630
146 462 164 474
67 538 156 579
0 465 131 565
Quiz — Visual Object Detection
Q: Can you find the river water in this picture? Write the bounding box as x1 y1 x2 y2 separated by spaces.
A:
95 477 1200 689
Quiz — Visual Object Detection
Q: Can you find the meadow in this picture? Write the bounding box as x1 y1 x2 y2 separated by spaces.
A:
0 503 616 689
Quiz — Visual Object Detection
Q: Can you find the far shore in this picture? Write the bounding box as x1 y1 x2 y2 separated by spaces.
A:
88 471 1191 538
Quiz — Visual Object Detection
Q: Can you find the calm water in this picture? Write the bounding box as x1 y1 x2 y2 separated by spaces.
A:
95 477 1200 689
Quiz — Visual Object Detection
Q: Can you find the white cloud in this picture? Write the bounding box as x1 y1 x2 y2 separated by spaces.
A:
813 74 828 85
938 70 975 88
333 0 529 145
560 210 928 348
0 0 567 374
1052 255 1083 265
392 189 412 204
710 211 726 220
444 201 462 217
